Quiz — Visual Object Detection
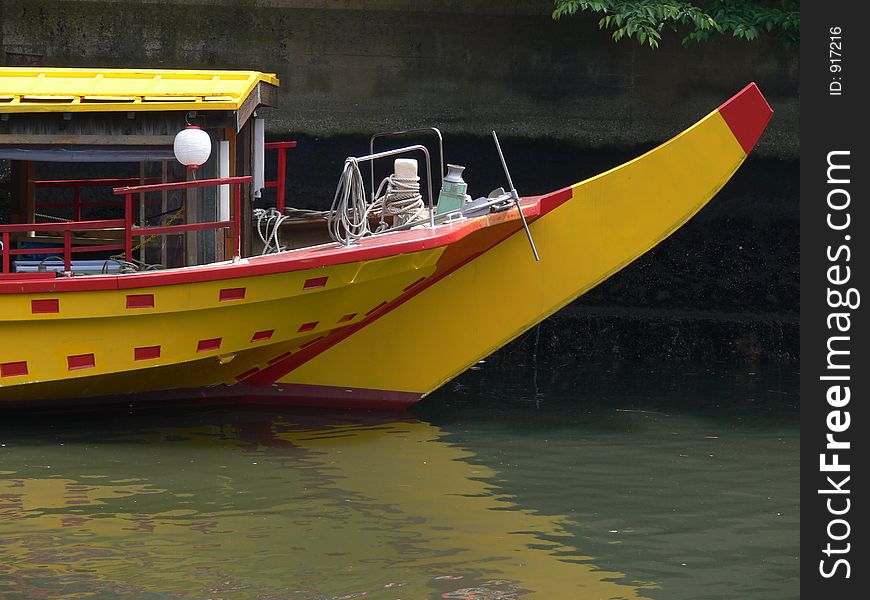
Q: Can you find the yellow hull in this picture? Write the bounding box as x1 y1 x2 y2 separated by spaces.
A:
0 250 443 401
1 84 771 407
264 83 772 403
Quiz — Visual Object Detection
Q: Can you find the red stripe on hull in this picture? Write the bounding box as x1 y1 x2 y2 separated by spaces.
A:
243 194 568 386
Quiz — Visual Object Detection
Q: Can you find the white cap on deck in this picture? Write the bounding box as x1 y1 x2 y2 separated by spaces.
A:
394 158 419 181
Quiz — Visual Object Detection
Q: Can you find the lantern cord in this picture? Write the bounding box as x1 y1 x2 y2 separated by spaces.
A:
127 205 186 254
35 212 74 223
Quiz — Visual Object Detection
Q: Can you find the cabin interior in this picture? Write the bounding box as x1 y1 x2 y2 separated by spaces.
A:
0 68 339 277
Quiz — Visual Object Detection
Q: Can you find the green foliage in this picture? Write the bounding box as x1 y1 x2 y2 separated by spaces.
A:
552 0 799 49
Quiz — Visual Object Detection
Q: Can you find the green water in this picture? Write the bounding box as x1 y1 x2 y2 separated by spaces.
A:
0 364 798 599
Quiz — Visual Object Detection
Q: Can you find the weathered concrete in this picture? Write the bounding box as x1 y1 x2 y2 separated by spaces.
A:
488 306 798 368
1 1 800 365
1 0 798 158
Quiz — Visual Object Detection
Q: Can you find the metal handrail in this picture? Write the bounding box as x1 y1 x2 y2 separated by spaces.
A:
369 127 444 205
349 144 435 230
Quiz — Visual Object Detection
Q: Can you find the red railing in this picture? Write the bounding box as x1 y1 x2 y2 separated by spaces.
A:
0 176 251 274
1 219 126 273
264 141 297 213
1 140 296 275
114 176 250 262
35 177 162 221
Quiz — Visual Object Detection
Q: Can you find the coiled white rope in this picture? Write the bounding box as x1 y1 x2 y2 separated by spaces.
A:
327 157 428 245
367 173 426 232
328 158 370 245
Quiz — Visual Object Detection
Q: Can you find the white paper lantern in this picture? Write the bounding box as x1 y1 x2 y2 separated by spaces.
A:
173 126 212 169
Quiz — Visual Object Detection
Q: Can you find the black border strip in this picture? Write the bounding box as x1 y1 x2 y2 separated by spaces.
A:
801 2 868 595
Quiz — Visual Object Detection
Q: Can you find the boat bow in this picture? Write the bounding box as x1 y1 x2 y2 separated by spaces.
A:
253 83 773 405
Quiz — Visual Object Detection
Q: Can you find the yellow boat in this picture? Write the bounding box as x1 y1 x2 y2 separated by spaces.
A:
0 67 772 408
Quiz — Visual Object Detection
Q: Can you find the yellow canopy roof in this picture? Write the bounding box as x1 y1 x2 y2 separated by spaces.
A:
0 67 279 114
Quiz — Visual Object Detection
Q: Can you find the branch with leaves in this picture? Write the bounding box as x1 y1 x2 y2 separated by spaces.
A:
552 0 799 48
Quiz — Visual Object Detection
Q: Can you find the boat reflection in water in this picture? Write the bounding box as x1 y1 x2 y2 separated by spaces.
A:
0 410 643 599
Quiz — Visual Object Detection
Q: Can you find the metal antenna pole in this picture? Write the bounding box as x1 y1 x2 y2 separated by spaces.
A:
492 130 540 262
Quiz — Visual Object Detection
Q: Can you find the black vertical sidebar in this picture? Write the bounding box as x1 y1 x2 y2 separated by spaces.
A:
801 1 868 597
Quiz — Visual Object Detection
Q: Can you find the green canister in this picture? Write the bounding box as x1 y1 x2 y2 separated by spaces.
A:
436 164 472 214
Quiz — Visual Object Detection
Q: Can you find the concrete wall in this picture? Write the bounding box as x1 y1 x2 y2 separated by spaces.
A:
1 0 798 158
